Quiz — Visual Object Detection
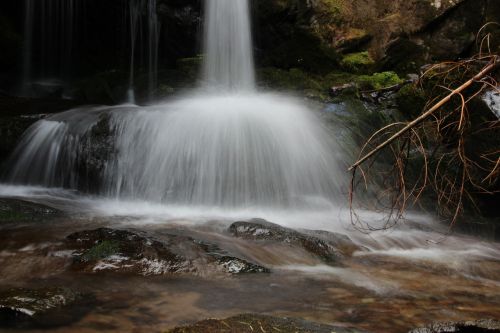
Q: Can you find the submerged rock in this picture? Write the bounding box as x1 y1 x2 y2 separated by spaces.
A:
228 219 359 263
0 199 62 222
167 313 366 333
409 319 500 332
0 287 89 329
66 228 268 276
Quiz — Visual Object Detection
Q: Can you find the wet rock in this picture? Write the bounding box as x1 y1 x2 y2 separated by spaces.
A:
0 95 80 165
409 319 500 332
229 219 359 263
215 256 268 274
66 228 268 276
0 199 62 222
167 313 366 333
331 83 358 97
0 287 89 329
76 113 115 193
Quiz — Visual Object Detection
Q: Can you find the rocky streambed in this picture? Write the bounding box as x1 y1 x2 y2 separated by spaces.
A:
0 194 499 333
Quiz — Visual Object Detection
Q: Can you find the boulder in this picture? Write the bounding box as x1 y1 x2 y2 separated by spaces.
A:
228 219 360 263
409 319 500 333
167 313 367 333
65 228 269 276
0 287 90 329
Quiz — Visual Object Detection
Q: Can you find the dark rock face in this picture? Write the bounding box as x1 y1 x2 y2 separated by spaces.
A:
75 113 115 194
65 228 269 276
409 319 500 333
0 287 89 329
167 313 367 333
229 219 359 263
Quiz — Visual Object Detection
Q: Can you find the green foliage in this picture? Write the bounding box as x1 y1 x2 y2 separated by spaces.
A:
341 51 375 73
356 71 403 90
81 240 120 261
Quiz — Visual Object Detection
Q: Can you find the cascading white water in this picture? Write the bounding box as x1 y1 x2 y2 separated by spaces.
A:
147 0 160 100
203 0 255 91
127 0 161 103
127 0 142 104
5 0 346 209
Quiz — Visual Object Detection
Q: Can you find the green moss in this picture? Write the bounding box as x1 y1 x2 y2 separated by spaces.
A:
341 51 375 73
81 240 120 261
396 84 426 119
356 71 403 90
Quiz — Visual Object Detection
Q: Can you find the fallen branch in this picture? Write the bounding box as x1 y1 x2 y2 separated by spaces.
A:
349 56 499 171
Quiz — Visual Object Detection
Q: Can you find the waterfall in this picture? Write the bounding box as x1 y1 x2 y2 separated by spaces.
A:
21 0 82 94
203 0 255 91
127 0 142 104
5 0 346 209
147 0 160 101
127 0 161 103
21 0 34 95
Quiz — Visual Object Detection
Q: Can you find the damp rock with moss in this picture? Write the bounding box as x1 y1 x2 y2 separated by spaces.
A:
0 287 90 329
65 228 269 276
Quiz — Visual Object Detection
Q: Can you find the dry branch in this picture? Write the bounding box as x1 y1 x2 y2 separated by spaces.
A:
349 56 500 171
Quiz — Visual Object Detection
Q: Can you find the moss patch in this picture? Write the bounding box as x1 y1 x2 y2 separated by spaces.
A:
396 84 427 119
356 71 403 90
341 51 375 73
81 240 120 262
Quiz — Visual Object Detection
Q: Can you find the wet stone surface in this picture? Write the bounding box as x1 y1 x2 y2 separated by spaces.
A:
0 287 90 329
167 313 368 333
229 218 360 263
409 319 500 333
65 228 269 276
0 199 63 223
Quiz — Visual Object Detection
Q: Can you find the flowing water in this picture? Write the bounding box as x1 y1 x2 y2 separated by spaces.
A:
21 0 82 94
127 0 161 103
203 0 255 91
3 0 500 331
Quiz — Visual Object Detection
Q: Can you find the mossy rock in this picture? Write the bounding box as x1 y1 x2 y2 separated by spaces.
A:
257 67 330 101
0 287 91 329
336 28 372 53
396 84 427 119
81 240 120 262
341 51 375 73
356 71 404 90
